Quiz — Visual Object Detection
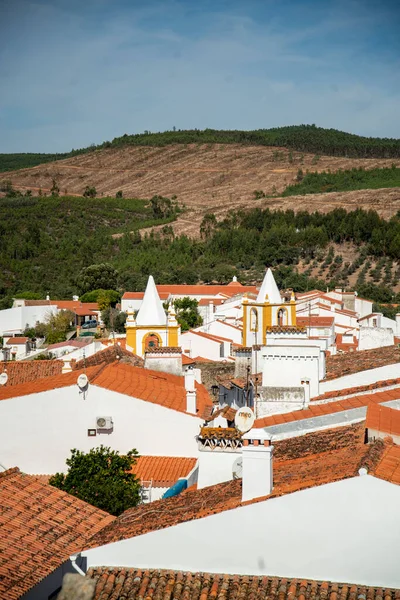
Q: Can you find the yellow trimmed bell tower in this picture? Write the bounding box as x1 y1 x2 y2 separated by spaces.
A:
125 276 181 357
243 269 296 346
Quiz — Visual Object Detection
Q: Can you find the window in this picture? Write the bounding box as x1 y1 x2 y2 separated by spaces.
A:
220 343 224 358
277 308 287 326
250 308 258 331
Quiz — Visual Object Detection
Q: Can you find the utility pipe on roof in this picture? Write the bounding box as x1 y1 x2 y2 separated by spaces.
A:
69 553 85 576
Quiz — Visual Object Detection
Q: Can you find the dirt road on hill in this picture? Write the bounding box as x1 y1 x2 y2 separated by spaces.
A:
4 143 400 238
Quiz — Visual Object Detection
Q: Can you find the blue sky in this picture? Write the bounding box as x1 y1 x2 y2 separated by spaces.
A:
0 0 399 152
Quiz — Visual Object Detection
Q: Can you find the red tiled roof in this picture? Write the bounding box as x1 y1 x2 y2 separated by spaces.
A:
92 363 212 418
192 356 214 363
4 337 29 344
0 360 63 386
52 300 99 310
189 331 233 343
297 316 335 327
182 354 195 365
254 388 400 429
312 377 400 402
87 567 400 600
122 291 170 300
0 361 212 417
73 344 143 369
47 338 92 350
87 425 384 549
198 298 225 306
0 365 104 401
131 456 197 487
325 345 400 380
374 444 400 485
366 403 400 437
0 467 114 600
156 284 258 296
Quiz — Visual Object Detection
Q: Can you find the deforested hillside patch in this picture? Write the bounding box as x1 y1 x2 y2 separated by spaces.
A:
4 144 400 241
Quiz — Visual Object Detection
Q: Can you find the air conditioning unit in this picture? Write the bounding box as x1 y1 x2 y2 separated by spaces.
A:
96 416 113 429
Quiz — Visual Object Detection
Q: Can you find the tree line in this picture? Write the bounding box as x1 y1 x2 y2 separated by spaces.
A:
2 125 400 173
282 165 400 196
0 196 399 308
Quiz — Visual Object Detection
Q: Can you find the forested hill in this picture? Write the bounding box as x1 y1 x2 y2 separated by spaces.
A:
2 125 400 172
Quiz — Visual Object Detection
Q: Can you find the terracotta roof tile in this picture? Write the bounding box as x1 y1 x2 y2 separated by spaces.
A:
0 364 104 401
312 378 400 402
325 345 400 380
73 344 144 369
145 346 182 354
0 468 114 599
255 388 400 430
297 316 335 327
182 354 195 365
190 331 233 343
131 456 197 487
87 424 383 549
155 284 258 296
87 567 400 600
0 360 63 386
4 336 30 344
91 363 212 418
366 404 400 437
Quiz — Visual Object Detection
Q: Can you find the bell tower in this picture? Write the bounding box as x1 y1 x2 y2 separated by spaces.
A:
242 269 296 347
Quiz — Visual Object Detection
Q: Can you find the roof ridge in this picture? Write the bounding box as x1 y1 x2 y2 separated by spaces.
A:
0 467 20 479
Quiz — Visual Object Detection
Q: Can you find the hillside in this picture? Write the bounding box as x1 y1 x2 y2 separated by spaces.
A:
3 144 400 238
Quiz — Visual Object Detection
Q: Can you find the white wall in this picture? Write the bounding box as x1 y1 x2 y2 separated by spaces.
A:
359 327 394 351
320 362 400 394
0 385 203 473
261 345 321 398
197 449 240 489
0 305 58 335
83 476 400 588
181 332 225 361
196 321 242 345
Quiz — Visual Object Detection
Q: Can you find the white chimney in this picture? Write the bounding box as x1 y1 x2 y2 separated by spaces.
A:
73 295 79 302
209 300 214 324
242 429 273 503
301 377 311 407
46 294 50 301
185 366 197 414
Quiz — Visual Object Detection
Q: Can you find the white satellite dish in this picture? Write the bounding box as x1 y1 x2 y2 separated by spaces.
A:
0 372 8 386
234 406 255 433
77 373 89 389
232 456 243 479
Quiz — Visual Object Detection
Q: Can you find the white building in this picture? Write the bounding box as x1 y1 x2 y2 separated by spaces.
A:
80 426 400 591
0 362 212 473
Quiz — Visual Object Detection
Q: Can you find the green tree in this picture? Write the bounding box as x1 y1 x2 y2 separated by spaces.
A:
49 446 141 516
200 213 217 239
83 185 97 198
45 309 75 344
80 289 120 307
173 297 203 331
115 190 123 198
150 195 173 219
78 264 119 294
101 307 127 333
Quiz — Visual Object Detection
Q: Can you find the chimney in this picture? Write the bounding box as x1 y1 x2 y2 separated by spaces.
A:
301 377 311 407
209 300 214 324
396 314 400 337
72 295 79 302
46 294 50 301
242 430 273 503
185 366 197 414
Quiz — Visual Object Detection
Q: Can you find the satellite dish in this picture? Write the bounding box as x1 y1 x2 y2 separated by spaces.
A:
77 373 89 389
235 406 255 433
0 372 8 386
232 456 243 479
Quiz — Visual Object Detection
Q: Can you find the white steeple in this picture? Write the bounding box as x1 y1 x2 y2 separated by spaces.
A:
256 268 282 304
136 276 166 326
